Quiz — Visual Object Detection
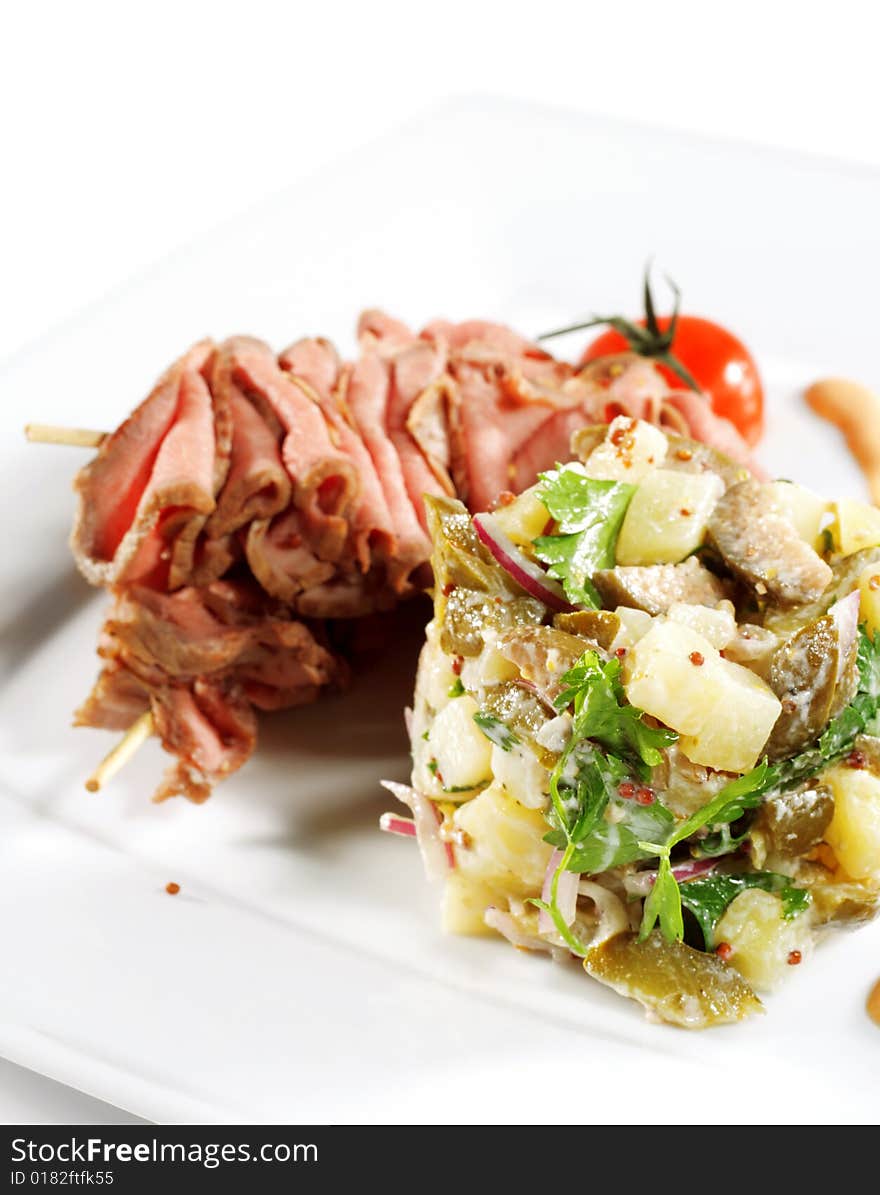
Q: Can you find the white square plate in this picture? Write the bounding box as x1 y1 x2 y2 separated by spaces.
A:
2 99 880 1125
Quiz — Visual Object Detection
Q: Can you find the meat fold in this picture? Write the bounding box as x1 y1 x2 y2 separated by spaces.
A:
225 336 359 562
71 341 223 590
75 580 348 802
203 341 291 540
280 337 397 574
348 328 433 591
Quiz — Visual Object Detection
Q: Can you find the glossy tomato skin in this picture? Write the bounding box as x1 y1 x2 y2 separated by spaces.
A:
580 315 764 446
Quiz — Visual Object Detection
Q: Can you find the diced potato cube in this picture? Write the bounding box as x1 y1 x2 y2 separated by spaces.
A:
857 562 880 640
441 873 499 935
830 498 880 556
430 695 493 790
623 622 724 735
615 469 725 566
455 782 552 895
771 481 830 552
460 630 519 689
822 764 880 880
418 636 459 711
609 606 654 653
491 484 551 547
677 656 782 773
624 621 781 770
715 888 813 991
667 601 737 649
490 742 548 809
583 416 668 483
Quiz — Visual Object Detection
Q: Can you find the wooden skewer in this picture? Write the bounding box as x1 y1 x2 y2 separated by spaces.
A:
25 423 107 448
85 710 155 793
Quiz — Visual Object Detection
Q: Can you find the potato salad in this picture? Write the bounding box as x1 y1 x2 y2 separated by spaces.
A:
381 417 880 1028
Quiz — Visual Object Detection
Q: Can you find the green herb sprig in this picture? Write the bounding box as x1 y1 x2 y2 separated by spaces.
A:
530 652 676 954
533 467 634 607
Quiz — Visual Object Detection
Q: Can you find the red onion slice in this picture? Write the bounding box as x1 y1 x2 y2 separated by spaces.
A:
472 512 574 613
379 812 417 838
625 856 718 897
537 848 580 934
380 780 454 879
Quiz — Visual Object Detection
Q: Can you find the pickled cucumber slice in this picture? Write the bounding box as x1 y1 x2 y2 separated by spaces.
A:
583 932 763 1028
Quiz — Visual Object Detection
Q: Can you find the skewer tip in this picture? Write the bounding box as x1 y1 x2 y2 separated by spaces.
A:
84 710 155 794
25 422 107 448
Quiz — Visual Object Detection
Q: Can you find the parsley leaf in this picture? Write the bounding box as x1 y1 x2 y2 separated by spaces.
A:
693 823 749 858
531 651 677 951
546 794 675 873
639 856 684 943
472 712 519 752
554 653 677 777
637 765 771 943
669 764 771 847
533 465 635 607
679 871 811 950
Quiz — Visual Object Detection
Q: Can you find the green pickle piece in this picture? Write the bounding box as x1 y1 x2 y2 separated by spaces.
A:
441 589 544 658
479 681 548 740
552 609 620 649
425 494 545 658
584 931 763 1028
750 784 834 860
765 613 858 760
500 626 592 690
425 494 504 596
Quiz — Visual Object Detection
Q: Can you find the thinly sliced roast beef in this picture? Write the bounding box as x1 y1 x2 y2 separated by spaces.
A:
359 311 456 529
237 617 349 710
443 357 580 511
510 404 601 491
405 377 453 493
76 580 347 801
72 341 218 589
225 336 359 561
388 338 454 523
346 349 431 591
278 336 341 398
152 681 257 803
105 585 254 678
245 508 335 602
422 318 552 361
204 341 291 541
295 570 399 618
358 309 417 357
280 337 396 572
190 532 240 586
74 660 150 731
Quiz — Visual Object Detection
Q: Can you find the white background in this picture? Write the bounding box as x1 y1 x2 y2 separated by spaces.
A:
2 0 878 1123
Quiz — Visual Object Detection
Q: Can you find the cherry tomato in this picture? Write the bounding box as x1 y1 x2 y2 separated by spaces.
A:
580 315 764 446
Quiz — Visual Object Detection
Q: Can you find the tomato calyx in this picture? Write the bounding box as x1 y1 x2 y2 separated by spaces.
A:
540 266 701 393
